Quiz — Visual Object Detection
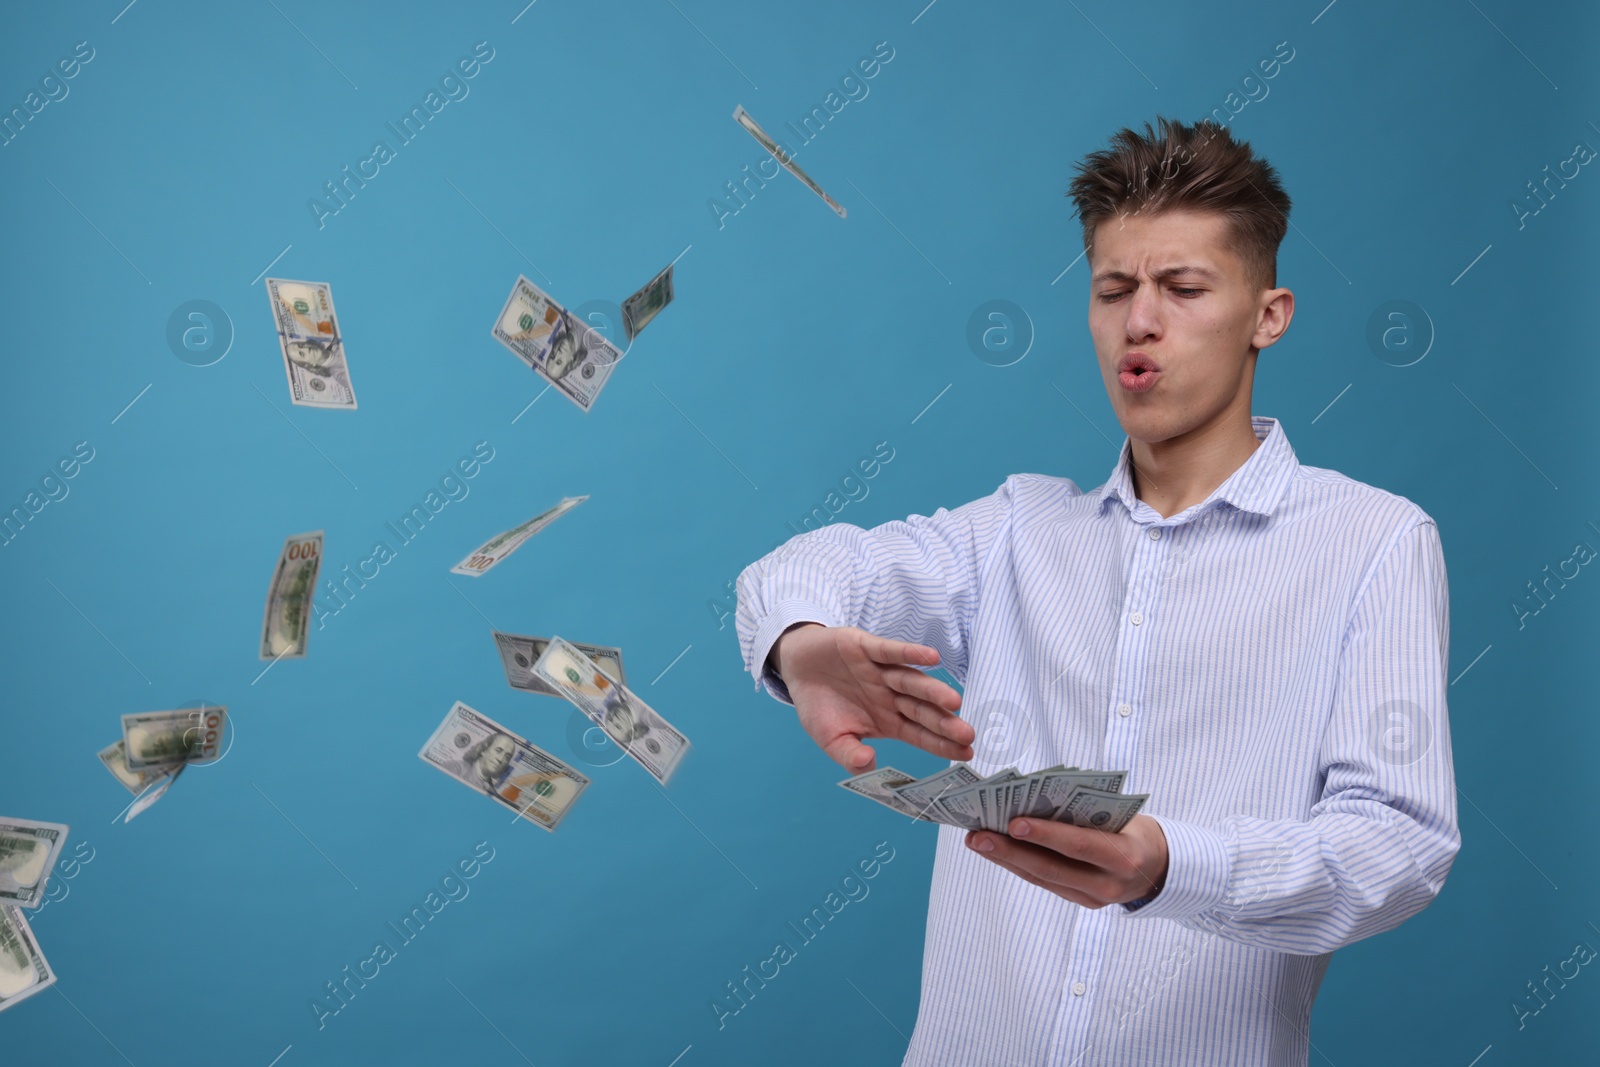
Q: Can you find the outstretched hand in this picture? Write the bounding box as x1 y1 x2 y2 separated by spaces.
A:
771 623 974 772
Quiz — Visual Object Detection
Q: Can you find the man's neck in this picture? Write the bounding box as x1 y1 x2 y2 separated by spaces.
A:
1128 412 1263 520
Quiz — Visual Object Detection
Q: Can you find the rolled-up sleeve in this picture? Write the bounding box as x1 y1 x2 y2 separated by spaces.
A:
734 477 1017 706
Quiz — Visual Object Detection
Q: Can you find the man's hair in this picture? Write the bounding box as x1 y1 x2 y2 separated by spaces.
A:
1066 116 1291 291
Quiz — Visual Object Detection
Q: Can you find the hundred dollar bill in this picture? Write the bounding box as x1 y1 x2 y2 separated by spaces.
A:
0 905 55 1013
452 496 587 577
265 278 358 409
530 636 690 785
1022 769 1127 821
419 701 591 832
1053 786 1149 834
621 262 674 342
888 764 981 821
941 769 1020 832
121 706 227 771
97 739 172 795
491 276 622 413
838 767 934 821
0 818 69 909
493 631 624 697
261 530 324 659
732 105 847 219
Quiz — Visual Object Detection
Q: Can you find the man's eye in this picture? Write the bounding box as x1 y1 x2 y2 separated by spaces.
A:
1098 292 1125 303
1173 288 1203 297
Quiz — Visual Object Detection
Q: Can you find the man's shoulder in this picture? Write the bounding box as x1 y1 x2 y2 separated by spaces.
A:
1289 462 1438 544
938 472 1090 527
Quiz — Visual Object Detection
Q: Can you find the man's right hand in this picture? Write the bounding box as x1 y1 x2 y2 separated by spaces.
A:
769 623 974 773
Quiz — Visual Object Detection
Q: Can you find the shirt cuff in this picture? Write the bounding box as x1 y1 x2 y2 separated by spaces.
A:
749 600 840 706
1119 814 1231 922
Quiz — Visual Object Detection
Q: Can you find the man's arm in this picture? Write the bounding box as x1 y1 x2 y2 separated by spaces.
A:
965 518 1458 950
734 477 1017 706
1120 519 1460 954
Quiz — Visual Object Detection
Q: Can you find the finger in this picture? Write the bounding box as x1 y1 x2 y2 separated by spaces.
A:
881 664 964 715
1006 818 1112 865
889 690 973 744
822 733 878 773
861 631 940 669
1008 818 1153 886
976 830 1113 897
891 716 975 762
965 834 1104 907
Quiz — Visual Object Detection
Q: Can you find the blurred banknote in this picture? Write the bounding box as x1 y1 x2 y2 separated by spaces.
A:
419 701 591 832
97 740 171 795
0 818 69 909
493 631 625 697
837 768 935 821
491 276 622 412
451 496 586 576
0 905 55 1013
121 706 227 771
621 263 674 342
732 105 846 218
265 278 358 409
839 763 1147 834
530 636 690 785
261 530 324 659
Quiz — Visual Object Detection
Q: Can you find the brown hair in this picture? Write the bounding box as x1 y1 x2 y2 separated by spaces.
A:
1066 116 1291 291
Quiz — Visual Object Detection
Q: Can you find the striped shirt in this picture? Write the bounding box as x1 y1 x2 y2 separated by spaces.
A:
735 415 1459 1067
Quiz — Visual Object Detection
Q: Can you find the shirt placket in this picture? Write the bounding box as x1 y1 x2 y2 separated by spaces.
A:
1047 514 1169 1066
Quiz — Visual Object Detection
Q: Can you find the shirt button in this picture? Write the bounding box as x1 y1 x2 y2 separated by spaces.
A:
1130 611 1144 626
1148 527 1162 540
1118 703 1132 717
1071 981 1087 996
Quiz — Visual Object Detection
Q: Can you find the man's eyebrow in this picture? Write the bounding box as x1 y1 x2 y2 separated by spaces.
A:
1091 265 1222 284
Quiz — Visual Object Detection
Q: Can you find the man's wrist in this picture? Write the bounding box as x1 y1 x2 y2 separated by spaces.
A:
768 621 823 682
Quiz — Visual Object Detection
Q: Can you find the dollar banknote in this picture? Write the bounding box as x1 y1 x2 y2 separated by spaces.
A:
419 701 591 832
0 905 55 1013
837 767 936 821
0 818 69 909
97 739 172 795
621 262 674 342
491 276 623 413
884 763 981 821
121 706 227 771
261 530 324 659
530 636 690 785
451 496 587 577
1054 786 1148 833
493 631 625 697
732 105 847 218
840 762 1149 834
265 278 358 409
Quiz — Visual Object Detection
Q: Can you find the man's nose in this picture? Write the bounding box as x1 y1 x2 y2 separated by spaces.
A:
1124 284 1162 341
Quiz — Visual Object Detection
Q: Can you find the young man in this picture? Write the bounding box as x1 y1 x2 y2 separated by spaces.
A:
734 117 1458 1066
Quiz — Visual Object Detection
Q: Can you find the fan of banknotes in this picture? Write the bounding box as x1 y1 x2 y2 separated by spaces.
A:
0 817 69 1013
839 763 1149 834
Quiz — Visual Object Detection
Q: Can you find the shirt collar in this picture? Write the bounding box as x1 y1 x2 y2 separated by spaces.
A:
1095 415 1298 521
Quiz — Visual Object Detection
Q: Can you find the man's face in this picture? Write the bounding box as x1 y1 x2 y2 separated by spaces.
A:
1087 208 1286 445
480 735 515 778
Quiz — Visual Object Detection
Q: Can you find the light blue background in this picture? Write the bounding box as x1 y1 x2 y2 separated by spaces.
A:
2 1 1596 1064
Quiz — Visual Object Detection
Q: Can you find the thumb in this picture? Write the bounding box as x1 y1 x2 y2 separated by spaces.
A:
824 733 877 774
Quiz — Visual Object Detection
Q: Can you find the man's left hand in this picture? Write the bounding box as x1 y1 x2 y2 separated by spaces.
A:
965 813 1169 908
